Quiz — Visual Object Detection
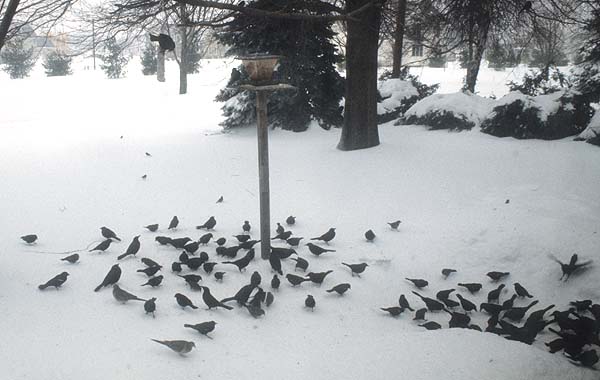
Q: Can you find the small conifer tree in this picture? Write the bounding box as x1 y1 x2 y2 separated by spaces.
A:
42 51 72 76
0 38 36 79
100 37 129 79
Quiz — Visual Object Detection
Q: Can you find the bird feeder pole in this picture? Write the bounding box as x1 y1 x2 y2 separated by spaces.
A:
238 55 295 259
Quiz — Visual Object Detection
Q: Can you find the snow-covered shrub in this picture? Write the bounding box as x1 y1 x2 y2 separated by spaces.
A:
576 112 600 147
508 66 570 96
399 92 495 131
481 90 591 140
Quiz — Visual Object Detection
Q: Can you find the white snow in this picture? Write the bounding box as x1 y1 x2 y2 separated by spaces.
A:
377 78 419 115
0 59 599 380
579 111 600 139
492 90 566 121
404 92 496 127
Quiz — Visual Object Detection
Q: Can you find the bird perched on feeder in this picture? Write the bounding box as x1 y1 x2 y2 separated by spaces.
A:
149 33 176 51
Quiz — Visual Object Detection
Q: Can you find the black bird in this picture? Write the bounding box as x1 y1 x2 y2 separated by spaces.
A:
137 266 162 277
569 300 592 312
305 243 335 256
444 308 471 328
184 321 217 338
441 297 460 308
149 33 176 51
518 0 532 15
246 304 265 318
39 272 69 290
203 262 217 274
141 275 163 287
141 174 147 180
242 221 251 233
286 237 303 247
155 236 172 245
141 257 160 267
487 271 510 281
200 251 209 262
291 257 309 272
216 196 223 203
184 241 200 255
551 254 592 281
216 237 226 246
381 306 404 316
144 297 156 317
214 272 225 281
326 283 351 295
271 274 280 290
456 294 477 312
480 302 503 316
61 253 79 263
436 289 456 300
412 291 444 311
311 228 336 244
271 247 296 259
169 237 192 249
342 262 369 277
144 224 159 232
89 239 112 253
269 252 283 275
272 231 292 241
388 220 401 230
239 239 260 250
198 233 213 245
266 292 274 307
487 284 505 303
420 321 442 330
21 234 38 244
168 216 179 230
569 349 599 368
101 227 121 241
414 308 427 320
406 278 428 289
200 286 233 310
305 295 316 311
399 294 414 311
151 339 195 355
286 274 309 286
248 288 266 308
514 283 533 298
275 223 285 234
175 293 198 309
179 252 189 264
217 245 242 258
94 264 121 292
503 300 539 321
526 304 555 324
179 274 202 290
221 284 256 305
196 216 216 230
365 229 376 242
442 268 457 278
458 283 482 293
286 216 295 225
501 294 517 310
250 271 261 286
145 152 152 157
222 249 255 272
186 257 205 271
306 270 333 285
233 234 251 243
118 236 141 260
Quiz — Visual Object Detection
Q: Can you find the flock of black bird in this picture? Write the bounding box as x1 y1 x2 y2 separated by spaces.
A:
27 217 598 366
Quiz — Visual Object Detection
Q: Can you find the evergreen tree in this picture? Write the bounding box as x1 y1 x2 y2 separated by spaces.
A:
214 0 344 132
42 50 72 76
100 37 128 79
486 40 518 70
0 38 36 79
574 8 600 104
140 39 157 75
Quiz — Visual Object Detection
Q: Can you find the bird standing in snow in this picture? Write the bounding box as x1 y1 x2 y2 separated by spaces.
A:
38 272 69 290
101 226 121 241
21 234 38 244
151 339 195 355
94 264 121 292
118 236 141 260
311 228 336 244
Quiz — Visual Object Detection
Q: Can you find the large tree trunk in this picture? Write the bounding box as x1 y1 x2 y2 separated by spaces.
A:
157 49 165 82
0 0 21 52
464 41 485 92
391 0 407 78
337 0 382 151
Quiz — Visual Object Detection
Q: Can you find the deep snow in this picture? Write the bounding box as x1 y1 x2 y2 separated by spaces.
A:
0 59 599 380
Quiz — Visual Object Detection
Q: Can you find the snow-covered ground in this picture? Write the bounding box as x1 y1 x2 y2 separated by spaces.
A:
0 60 599 380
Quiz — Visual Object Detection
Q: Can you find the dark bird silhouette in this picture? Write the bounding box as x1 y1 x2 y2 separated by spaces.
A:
291 257 309 272
570 300 593 312
21 234 38 244
179 252 189 264
526 304 555 324
216 237 226 246
480 302 503 316
185 321 216 338
197 216 216 230
61 253 79 263
144 224 159 232
186 257 206 271
436 289 456 300
151 339 195 355
221 284 256 305
456 294 477 312
414 308 427 320
200 286 233 310
141 275 163 287
271 247 296 259
306 270 333 285
94 264 121 292
175 293 198 309
343 262 369 277
145 152 152 157
272 231 292 241
113 285 146 303
216 196 223 203
271 274 280 290
286 273 309 286
518 0 532 15
551 254 592 281
39 272 69 290
412 291 444 311
168 216 179 230
246 303 265 318
442 268 457 278
569 349 599 368
214 271 225 281
326 283 351 295
149 33 176 51
502 294 518 310
487 271 510 281
514 283 533 298
144 297 156 317
487 284 505 303
305 295 316 311
118 236 141 260
441 297 460 308
141 174 147 180
458 283 482 293
305 243 335 256
388 220 401 230
248 288 266 308
269 252 283 275
406 278 428 289
169 237 192 249
311 228 336 244
184 241 200 255
286 216 296 225
444 308 471 328
275 223 285 235
399 294 414 311
381 306 404 316
250 271 261 286
420 321 442 330
141 257 160 267
155 236 172 245
503 300 539 321
101 226 121 241
233 234 251 243
203 262 217 274
239 239 260 250
365 229 376 242
199 233 213 245
217 245 242 259
286 237 303 247
242 221 251 233
266 292 274 307
89 239 112 253
137 265 162 277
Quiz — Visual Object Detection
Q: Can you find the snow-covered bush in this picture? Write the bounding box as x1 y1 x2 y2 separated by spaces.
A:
481 90 592 140
576 112 600 147
399 92 495 131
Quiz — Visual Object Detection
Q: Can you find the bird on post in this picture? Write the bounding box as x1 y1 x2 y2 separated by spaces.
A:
101 227 121 241
311 228 336 244
149 33 176 52
38 272 69 290
168 216 179 230
21 234 38 244
94 264 121 292
151 339 195 355
118 236 141 260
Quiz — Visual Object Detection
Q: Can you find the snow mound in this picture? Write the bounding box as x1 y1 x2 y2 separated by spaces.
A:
578 111 600 143
377 78 419 115
493 91 563 122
